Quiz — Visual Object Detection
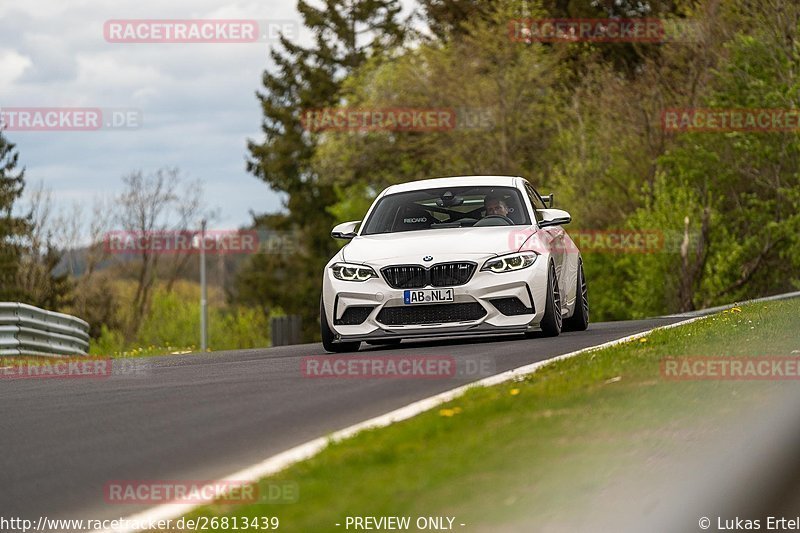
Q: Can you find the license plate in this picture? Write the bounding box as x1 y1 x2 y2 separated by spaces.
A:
403 288 454 305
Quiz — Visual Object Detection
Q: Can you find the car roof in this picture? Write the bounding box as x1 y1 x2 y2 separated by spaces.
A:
381 175 523 196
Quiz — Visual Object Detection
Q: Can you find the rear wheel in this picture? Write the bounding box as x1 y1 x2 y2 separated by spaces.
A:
563 260 589 332
532 262 562 337
320 298 361 353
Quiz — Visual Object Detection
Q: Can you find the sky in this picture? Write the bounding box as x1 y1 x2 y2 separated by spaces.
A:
0 0 328 235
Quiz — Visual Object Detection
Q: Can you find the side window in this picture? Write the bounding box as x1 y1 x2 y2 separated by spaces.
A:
524 183 545 222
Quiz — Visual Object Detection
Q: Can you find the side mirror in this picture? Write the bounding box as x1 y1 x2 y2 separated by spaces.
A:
331 220 360 240
537 208 571 228
542 193 554 207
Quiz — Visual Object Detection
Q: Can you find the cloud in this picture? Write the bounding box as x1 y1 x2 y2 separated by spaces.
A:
0 49 33 87
2 0 304 233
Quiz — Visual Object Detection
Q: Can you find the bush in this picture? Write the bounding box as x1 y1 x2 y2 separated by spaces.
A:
89 281 273 356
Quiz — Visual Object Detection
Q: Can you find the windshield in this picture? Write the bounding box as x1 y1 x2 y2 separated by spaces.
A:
361 186 530 235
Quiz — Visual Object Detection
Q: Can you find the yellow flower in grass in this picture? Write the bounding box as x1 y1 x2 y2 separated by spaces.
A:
510 388 520 396
439 406 463 417
731 307 742 313
639 338 648 343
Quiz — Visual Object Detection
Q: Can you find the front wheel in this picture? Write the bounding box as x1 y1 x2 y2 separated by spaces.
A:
320 298 361 353
563 260 589 332
531 261 562 337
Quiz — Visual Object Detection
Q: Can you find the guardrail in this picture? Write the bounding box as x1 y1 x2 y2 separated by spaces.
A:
0 303 90 357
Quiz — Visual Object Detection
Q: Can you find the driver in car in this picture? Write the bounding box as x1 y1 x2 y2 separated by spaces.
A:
483 195 510 218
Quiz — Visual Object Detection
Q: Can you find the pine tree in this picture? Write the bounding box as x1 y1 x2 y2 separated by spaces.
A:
0 131 30 301
239 0 405 340
418 0 493 40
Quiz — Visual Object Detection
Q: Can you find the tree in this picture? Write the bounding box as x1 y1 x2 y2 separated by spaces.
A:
115 168 208 338
57 196 120 339
658 10 800 309
595 0 800 316
17 183 73 310
239 0 406 340
0 131 30 301
417 0 494 40
314 0 566 218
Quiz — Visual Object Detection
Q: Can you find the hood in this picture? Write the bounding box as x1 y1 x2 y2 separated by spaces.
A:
342 226 537 265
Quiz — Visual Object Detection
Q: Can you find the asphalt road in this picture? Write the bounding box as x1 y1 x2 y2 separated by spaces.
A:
0 317 686 523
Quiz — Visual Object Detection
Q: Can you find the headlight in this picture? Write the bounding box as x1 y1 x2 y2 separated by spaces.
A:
331 262 377 282
481 252 538 273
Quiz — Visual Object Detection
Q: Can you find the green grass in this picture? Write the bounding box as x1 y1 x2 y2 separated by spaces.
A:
86 280 274 359
175 298 800 532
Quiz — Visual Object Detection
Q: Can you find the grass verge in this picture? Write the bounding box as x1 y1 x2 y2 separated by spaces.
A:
175 298 800 532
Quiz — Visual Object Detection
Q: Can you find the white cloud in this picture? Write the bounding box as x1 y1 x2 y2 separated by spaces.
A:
75 53 165 89
0 49 33 88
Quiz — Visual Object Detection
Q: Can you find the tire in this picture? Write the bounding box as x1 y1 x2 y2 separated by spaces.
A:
320 298 361 353
563 260 589 332
366 339 402 346
533 261 562 337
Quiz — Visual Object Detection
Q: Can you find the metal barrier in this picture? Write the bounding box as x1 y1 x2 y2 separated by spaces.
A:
271 315 302 347
0 303 90 357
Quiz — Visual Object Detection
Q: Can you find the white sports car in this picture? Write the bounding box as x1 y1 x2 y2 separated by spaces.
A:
320 175 588 353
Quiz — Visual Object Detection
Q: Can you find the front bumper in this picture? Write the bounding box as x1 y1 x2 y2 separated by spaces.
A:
322 258 550 342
